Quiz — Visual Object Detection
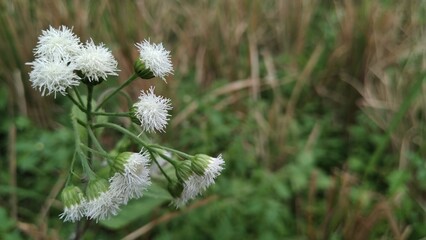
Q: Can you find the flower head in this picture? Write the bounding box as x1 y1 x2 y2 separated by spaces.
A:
27 57 80 97
34 25 81 60
172 155 224 208
76 39 119 82
59 185 86 222
135 39 173 80
85 179 120 222
133 87 172 133
109 151 151 204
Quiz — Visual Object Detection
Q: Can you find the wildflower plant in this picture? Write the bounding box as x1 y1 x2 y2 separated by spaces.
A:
27 25 225 231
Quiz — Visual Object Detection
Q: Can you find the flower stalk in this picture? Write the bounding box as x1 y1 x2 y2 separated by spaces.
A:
95 73 138 111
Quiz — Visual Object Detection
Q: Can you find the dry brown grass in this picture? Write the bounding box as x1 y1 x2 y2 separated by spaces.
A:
1 0 425 238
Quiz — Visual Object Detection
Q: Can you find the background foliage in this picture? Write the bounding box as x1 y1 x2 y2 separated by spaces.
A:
1 0 426 239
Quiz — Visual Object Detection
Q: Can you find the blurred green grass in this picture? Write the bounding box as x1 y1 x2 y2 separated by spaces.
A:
1 0 426 239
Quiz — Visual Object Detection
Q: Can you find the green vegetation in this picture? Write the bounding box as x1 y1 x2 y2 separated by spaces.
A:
1 0 426 239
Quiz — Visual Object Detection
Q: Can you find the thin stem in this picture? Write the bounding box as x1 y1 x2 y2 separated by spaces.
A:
71 114 96 180
66 93 86 113
96 73 138 111
80 144 112 159
73 86 85 107
98 89 134 110
65 152 78 186
79 150 96 178
148 150 172 182
93 122 150 148
153 149 178 167
86 85 94 166
76 119 86 127
92 112 131 117
149 144 192 159
92 122 182 166
86 127 109 157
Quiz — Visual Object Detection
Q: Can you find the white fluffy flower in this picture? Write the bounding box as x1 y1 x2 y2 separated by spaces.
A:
34 25 81 60
75 39 119 82
59 199 86 222
85 179 120 222
133 87 172 133
135 39 173 80
85 191 120 222
59 186 87 222
172 155 225 208
27 57 80 97
109 151 151 204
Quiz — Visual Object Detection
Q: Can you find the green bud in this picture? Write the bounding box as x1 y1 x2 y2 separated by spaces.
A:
61 185 85 208
111 152 133 175
167 180 184 198
134 59 155 79
129 106 141 125
191 154 211 176
86 179 109 201
175 160 193 181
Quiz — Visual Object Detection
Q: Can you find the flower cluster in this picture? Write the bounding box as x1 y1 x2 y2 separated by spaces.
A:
27 26 119 97
60 151 151 222
28 26 224 223
60 151 225 221
27 26 173 97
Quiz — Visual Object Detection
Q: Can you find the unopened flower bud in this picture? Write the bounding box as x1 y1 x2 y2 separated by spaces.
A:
191 154 211 176
175 160 193 182
129 106 141 125
134 58 155 79
111 152 133 174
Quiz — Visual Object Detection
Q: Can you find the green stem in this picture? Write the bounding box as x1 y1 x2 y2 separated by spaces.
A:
92 122 182 165
96 73 138 111
92 112 131 117
71 114 96 180
149 144 192 159
148 150 172 182
79 151 96 180
86 126 109 157
153 149 178 167
97 88 134 110
76 119 86 127
66 93 86 113
93 122 149 147
71 85 94 240
86 85 94 165
364 76 425 178
80 144 112 160
65 152 78 186
73 86 85 107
